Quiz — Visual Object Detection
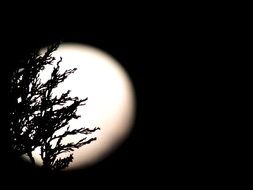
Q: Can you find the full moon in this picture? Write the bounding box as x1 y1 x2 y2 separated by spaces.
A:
26 43 135 170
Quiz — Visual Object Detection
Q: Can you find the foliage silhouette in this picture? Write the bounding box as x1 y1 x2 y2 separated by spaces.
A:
9 42 100 171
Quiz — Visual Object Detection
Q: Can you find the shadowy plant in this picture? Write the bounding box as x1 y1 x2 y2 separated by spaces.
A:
9 42 99 170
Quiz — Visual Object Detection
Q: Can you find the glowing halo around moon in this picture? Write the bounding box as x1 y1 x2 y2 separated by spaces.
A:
23 43 136 170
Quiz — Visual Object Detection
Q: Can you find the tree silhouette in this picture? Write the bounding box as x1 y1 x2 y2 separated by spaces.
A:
9 43 99 170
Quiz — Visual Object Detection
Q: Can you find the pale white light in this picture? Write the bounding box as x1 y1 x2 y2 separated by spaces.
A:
24 43 135 170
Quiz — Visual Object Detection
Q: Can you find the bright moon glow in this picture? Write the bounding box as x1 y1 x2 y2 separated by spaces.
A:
24 43 135 170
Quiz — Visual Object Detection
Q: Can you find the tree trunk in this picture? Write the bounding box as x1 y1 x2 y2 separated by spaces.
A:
27 151 35 165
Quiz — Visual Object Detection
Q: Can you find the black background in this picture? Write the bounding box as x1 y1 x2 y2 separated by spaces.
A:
0 9 228 188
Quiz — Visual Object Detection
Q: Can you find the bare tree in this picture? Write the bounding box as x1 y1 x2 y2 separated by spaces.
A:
9 43 99 170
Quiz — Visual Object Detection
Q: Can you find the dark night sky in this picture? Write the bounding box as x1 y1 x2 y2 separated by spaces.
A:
0 12 227 188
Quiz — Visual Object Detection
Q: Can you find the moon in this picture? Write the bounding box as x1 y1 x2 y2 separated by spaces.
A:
25 43 136 170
